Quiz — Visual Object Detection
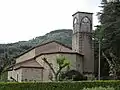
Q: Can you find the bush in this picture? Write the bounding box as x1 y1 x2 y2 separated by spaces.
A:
60 70 87 81
82 87 114 90
0 81 120 90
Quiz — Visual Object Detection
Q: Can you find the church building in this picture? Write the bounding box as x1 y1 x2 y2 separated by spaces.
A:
8 11 94 82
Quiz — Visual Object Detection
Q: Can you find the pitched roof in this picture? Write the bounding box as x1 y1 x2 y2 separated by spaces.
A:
15 40 72 58
15 51 83 65
15 57 35 66
14 66 44 70
35 51 83 58
36 40 72 49
11 57 43 70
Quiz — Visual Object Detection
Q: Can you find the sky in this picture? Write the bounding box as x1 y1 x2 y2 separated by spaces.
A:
0 0 101 44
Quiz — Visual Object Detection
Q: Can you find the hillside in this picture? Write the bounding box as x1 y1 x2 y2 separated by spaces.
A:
0 29 72 61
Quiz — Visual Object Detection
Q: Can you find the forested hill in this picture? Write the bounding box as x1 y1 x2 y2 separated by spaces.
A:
0 29 72 60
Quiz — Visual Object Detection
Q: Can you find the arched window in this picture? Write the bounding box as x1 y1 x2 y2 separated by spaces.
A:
73 17 78 33
80 16 91 32
73 17 78 25
82 17 90 24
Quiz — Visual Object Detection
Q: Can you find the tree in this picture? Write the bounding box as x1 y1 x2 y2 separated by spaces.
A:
95 0 120 79
0 53 14 80
94 25 109 77
42 56 70 81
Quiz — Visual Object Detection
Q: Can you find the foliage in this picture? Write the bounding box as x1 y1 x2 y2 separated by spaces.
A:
0 53 14 78
60 70 87 81
82 87 114 90
0 81 120 90
94 25 109 77
0 72 8 82
42 56 70 81
94 0 120 78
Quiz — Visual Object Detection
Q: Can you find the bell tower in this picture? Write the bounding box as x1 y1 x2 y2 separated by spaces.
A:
72 12 94 77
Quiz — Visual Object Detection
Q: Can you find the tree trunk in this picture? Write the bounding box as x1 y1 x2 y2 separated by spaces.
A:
55 75 58 81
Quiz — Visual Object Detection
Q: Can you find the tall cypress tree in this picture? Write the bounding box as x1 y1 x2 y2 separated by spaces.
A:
99 0 120 57
95 0 120 79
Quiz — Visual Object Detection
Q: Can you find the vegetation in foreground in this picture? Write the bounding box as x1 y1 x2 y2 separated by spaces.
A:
82 87 114 90
0 81 120 90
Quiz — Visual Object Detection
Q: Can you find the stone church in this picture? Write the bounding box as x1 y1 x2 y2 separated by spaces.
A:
8 11 94 82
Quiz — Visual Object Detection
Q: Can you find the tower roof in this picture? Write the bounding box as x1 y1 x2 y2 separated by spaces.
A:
72 11 93 16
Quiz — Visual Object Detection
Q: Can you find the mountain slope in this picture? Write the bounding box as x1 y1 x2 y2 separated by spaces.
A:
0 29 73 60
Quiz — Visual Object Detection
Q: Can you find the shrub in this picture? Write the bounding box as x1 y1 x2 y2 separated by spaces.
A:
60 70 87 81
0 80 120 90
82 87 114 90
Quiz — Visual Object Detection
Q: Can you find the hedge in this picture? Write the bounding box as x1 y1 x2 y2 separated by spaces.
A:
0 81 120 90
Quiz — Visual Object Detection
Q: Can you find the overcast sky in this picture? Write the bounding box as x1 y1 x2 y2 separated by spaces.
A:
0 0 101 44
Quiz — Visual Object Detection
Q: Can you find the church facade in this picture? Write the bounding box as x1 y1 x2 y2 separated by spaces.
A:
8 11 94 82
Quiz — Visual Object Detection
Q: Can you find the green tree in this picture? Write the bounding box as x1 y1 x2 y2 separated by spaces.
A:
95 0 120 79
42 56 70 81
0 53 14 80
